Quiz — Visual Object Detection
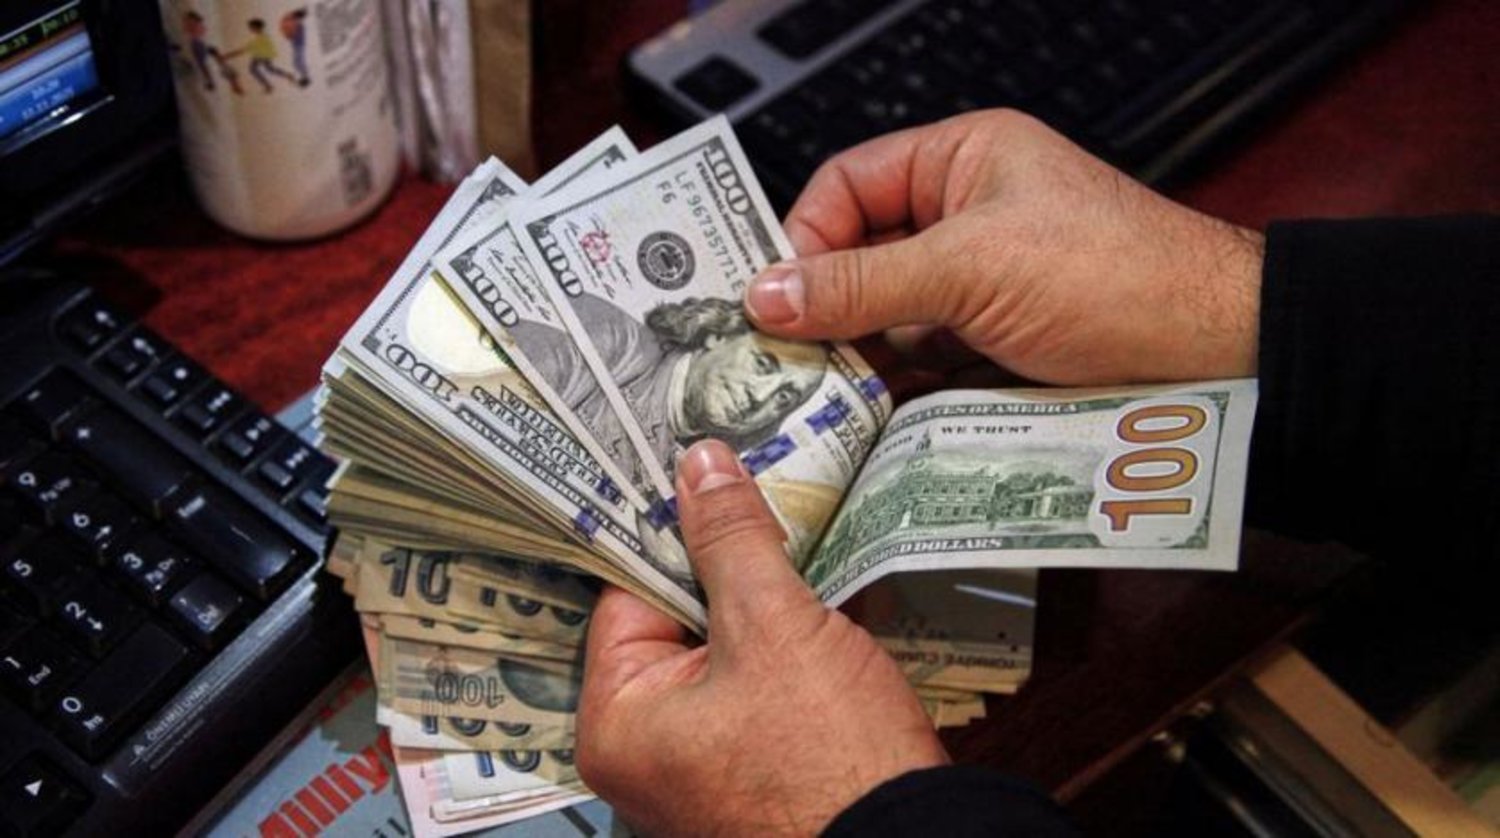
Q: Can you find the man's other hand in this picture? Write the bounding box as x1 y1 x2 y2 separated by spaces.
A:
745 109 1265 385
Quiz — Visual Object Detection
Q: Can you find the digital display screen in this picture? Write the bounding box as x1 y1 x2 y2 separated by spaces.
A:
0 2 101 142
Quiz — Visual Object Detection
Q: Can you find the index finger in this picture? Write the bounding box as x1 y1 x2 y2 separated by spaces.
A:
783 120 962 256
583 585 689 699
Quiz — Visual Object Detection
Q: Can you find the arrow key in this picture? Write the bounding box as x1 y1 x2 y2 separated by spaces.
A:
55 579 140 657
0 755 90 836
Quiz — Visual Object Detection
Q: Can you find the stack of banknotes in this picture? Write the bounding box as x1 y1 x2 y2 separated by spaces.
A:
314 117 1258 834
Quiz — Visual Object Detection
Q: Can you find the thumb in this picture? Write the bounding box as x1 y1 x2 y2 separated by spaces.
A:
745 234 959 341
675 440 820 630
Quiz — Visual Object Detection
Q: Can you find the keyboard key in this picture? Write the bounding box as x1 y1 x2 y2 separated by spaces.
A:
53 622 191 760
672 56 759 112
875 22 933 62
58 491 139 561
59 406 195 517
257 460 295 493
56 580 140 657
757 1 848 59
97 326 169 384
176 384 242 438
0 626 86 712
6 451 97 527
216 411 282 467
165 485 301 599
3 535 83 616
259 436 334 497
294 486 328 526
57 299 128 354
138 356 206 410
0 755 90 836
169 573 245 650
100 347 143 381
114 533 195 607
13 370 93 440
837 47 893 88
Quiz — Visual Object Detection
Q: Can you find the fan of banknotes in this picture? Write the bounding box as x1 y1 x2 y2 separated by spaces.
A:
315 117 1258 834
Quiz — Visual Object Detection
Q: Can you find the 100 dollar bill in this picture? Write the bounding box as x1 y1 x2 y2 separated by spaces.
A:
334 158 707 625
515 116 891 575
434 128 662 516
807 381 1259 606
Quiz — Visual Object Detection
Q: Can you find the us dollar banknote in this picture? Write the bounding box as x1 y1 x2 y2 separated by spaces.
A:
434 128 663 517
335 159 707 624
806 381 1259 606
515 116 892 572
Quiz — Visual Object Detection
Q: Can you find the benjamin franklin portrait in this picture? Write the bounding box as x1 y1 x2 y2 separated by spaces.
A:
512 293 828 474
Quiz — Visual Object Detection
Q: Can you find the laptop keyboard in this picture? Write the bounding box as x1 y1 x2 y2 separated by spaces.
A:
0 284 345 835
632 0 1407 205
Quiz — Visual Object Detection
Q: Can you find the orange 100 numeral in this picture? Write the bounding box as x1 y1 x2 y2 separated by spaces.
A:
1099 404 1207 532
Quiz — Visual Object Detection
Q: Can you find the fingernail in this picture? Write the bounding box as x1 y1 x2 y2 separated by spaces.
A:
680 440 744 495
746 263 805 325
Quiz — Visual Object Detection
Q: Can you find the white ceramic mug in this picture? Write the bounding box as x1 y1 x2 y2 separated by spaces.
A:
160 0 400 240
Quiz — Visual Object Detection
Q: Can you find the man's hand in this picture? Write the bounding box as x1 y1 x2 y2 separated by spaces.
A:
745 109 1265 385
578 440 947 836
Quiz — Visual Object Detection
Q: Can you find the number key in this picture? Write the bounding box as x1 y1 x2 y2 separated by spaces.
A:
59 492 139 562
3 535 81 616
56 580 140 657
0 626 85 712
114 533 195 607
7 451 98 527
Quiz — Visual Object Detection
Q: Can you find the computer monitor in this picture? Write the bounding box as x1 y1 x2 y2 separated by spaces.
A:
0 0 174 265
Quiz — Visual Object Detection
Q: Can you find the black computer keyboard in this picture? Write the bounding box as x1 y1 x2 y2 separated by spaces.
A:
0 275 356 835
629 0 1408 206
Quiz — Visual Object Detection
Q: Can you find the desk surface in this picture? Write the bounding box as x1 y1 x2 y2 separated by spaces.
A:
52 0 1499 803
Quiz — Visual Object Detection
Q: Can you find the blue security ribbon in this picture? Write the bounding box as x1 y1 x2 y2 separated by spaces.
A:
741 434 797 475
573 509 601 539
805 396 852 433
647 497 679 529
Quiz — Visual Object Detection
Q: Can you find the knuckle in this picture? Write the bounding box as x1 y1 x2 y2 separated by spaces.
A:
984 106 1042 136
820 249 870 325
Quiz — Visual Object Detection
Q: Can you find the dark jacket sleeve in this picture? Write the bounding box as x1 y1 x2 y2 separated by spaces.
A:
822 765 1077 837
1246 216 1499 564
